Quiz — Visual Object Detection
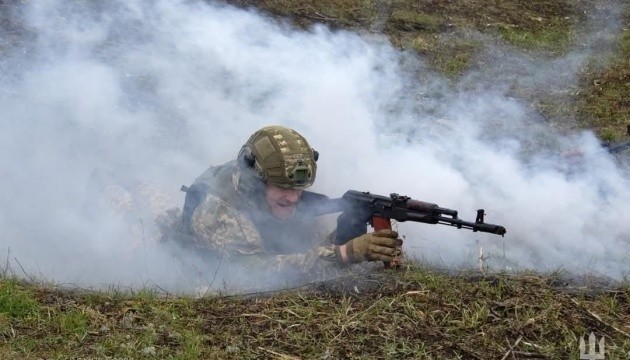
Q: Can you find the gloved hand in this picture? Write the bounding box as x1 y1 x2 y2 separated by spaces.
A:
344 229 402 263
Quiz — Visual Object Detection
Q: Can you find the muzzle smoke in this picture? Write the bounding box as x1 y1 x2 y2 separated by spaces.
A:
0 0 627 291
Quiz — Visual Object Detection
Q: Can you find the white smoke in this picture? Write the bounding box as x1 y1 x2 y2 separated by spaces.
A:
0 0 627 291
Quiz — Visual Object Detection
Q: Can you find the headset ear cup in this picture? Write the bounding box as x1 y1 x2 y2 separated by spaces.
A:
241 147 256 168
245 153 256 167
313 150 319 162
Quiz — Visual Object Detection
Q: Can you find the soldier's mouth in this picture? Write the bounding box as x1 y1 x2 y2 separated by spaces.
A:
271 203 297 220
277 201 297 208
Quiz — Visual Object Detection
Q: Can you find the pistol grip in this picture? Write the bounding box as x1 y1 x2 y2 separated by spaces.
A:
371 216 400 269
372 216 391 231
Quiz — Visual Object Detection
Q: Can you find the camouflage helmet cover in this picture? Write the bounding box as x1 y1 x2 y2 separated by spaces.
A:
238 125 317 189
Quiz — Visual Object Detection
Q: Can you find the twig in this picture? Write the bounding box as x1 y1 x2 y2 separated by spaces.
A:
209 255 223 292
258 346 300 360
501 336 522 360
312 12 337 21
477 240 485 274
511 351 546 358
570 298 630 338
13 257 36 282
522 341 544 350
151 283 171 297
139 217 147 273
3 247 11 276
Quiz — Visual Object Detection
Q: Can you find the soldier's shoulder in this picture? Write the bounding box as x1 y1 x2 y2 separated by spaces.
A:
189 192 264 256
193 192 237 220
192 160 237 187
191 193 259 240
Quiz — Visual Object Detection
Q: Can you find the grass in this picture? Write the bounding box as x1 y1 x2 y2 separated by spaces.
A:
1 268 628 359
0 280 38 319
577 28 630 141
495 18 574 53
220 0 629 142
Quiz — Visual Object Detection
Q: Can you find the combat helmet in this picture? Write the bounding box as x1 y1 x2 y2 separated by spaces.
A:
237 125 318 189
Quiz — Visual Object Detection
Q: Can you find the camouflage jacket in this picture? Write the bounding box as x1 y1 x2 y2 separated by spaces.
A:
179 160 346 285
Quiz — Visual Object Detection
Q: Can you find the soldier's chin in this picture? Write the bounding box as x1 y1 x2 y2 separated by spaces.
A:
271 205 296 220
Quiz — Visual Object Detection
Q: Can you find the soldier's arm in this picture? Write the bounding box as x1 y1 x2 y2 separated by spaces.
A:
190 194 342 275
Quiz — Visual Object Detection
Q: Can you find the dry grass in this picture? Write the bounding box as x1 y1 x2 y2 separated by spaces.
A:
1 0 629 358
220 0 629 141
1 268 629 359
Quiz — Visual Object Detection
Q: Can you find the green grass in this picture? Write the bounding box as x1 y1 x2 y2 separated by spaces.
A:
0 280 38 318
221 0 629 143
1 268 629 358
388 10 443 32
495 18 574 53
577 56 630 141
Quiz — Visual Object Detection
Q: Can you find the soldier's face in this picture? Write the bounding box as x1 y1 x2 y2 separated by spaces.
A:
264 183 302 220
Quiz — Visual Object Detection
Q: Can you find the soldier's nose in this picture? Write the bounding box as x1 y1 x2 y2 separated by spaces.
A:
284 189 300 203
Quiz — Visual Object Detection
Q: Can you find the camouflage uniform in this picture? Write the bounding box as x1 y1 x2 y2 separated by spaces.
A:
87 167 177 248
178 160 347 286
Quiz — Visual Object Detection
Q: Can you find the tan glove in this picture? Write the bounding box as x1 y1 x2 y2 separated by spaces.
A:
345 229 402 263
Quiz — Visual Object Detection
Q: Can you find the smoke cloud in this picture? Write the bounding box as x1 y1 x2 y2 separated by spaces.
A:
0 0 628 291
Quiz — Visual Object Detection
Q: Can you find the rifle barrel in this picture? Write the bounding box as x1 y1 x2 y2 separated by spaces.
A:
437 216 506 235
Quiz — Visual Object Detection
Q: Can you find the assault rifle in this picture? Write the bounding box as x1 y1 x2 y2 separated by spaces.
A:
304 190 506 245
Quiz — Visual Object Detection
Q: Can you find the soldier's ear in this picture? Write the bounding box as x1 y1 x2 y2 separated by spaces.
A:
313 150 319 162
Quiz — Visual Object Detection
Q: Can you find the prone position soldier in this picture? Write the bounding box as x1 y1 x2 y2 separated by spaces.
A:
174 125 402 285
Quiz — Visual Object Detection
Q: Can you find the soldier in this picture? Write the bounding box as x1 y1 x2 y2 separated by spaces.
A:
173 125 402 287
